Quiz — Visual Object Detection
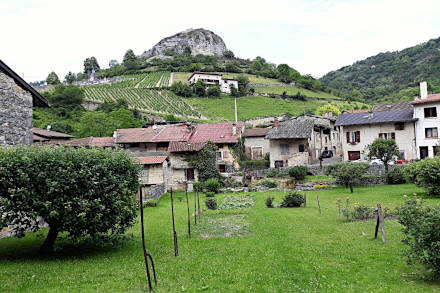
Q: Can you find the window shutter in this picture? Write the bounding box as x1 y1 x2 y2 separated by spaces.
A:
346 132 350 143
356 131 360 143
391 132 395 140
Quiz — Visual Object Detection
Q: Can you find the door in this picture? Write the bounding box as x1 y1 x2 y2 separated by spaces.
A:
218 164 226 173
420 146 429 160
348 151 360 161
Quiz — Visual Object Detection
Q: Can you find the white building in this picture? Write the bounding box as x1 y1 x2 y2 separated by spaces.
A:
188 72 238 94
412 82 440 159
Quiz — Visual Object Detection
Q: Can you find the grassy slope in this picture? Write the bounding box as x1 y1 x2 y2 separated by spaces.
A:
1 184 439 292
187 95 366 121
253 85 341 99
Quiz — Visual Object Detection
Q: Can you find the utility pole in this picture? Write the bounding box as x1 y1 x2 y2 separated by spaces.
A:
234 98 238 123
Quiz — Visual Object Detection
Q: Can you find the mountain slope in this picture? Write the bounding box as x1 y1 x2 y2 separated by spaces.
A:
320 36 440 103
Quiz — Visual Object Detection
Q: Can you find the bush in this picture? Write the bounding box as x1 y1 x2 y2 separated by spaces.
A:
0 146 140 253
205 192 215 198
206 86 221 97
324 163 341 176
404 157 440 196
204 178 221 193
259 179 277 188
265 197 274 208
266 169 280 178
288 166 308 181
193 181 205 192
350 204 375 220
331 162 369 193
386 168 406 184
398 199 440 277
205 198 218 210
280 191 305 207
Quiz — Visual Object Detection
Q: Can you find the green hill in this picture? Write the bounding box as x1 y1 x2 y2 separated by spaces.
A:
320 36 440 103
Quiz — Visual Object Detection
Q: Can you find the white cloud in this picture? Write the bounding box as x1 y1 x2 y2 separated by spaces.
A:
0 0 439 81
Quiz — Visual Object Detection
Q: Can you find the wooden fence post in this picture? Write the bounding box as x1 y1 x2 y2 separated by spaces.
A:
317 196 321 215
170 188 179 256
304 193 307 207
194 186 197 225
185 184 191 237
377 203 386 243
197 190 201 217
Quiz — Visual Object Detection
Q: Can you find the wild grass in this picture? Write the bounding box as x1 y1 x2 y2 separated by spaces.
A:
253 85 341 99
1 184 439 292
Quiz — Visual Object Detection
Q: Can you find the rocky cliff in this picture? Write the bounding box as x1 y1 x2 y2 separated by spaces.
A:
142 28 228 58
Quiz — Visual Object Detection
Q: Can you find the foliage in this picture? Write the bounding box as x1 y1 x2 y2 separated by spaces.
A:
367 138 400 172
218 195 254 210
46 71 60 85
205 198 218 210
65 71 76 84
288 166 308 181
193 181 205 192
45 85 84 111
170 81 193 97
265 196 274 208
266 169 280 178
349 204 375 220
0 146 140 253
386 168 406 184
258 180 277 188
315 104 341 116
404 157 440 196
205 192 215 198
398 199 440 277
280 191 305 207
236 74 250 96
83 57 100 74
186 141 222 182
207 86 221 97
193 80 206 97
231 137 248 164
164 114 178 122
313 184 330 189
123 49 137 64
223 50 235 58
204 178 221 194
330 162 369 193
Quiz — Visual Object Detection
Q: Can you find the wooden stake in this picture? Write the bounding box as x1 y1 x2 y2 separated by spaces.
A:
194 187 197 225
197 190 201 216
304 193 307 207
170 188 179 256
185 184 191 237
377 203 386 243
317 196 321 215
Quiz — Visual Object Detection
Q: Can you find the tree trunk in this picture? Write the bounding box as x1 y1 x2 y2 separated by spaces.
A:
39 226 59 254
384 163 389 173
349 183 353 193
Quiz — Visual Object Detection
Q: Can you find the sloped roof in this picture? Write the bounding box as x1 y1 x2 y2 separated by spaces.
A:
188 122 244 144
336 109 416 126
168 141 206 152
134 156 167 165
243 128 270 137
62 137 115 147
265 119 314 139
411 94 440 105
372 101 413 111
188 71 222 80
0 60 49 107
33 127 74 138
152 124 194 142
115 127 162 143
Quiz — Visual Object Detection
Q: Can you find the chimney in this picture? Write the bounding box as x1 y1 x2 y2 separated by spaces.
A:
420 81 428 99
232 123 237 136
46 125 51 131
274 118 279 128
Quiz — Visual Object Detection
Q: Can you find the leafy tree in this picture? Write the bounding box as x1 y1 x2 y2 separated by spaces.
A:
186 141 222 182
367 138 399 173
64 71 76 84
230 85 239 97
183 46 192 56
83 57 100 74
207 86 221 97
123 49 137 64
50 121 74 134
236 74 249 96
0 146 140 253
164 114 178 122
46 71 60 85
45 85 84 111
223 50 235 59
108 59 119 68
170 81 193 97
315 104 341 116
225 61 241 73
277 64 294 83
193 80 206 97
76 111 112 137
330 162 369 193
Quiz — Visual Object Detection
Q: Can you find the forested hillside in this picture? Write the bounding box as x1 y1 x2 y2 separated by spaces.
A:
321 36 440 103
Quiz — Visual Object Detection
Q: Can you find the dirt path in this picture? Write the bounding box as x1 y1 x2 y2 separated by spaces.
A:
169 72 174 86
135 75 148 88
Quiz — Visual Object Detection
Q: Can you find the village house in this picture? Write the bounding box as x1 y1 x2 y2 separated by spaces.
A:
62 136 116 148
135 156 168 200
33 127 74 144
0 60 49 146
412 82 440 159
335 102 417 161
188 72 238 94
243 127 271 160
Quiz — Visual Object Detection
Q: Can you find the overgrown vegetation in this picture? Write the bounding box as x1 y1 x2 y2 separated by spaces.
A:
328 162 369 193
280 191 305 207
186 141 222 182
404 156 440 196
288 166 308 181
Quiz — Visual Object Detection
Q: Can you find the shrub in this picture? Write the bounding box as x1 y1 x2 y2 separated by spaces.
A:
205 198 218 210
204 178 221 193
404 157 440 196
259 179 277 188
331 162 369 193
324 163 341 176
206 86 221 97
288 166 308 181
193 181 205 192
205 192 215 198
280 191 305 207
265 197 274 208
0 146 140 253
313 184 330 189
266 169 280 178
350 204 375 220
398 199 440 277
386 168 406 184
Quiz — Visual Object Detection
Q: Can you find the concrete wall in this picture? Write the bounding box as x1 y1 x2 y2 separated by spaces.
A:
341 122 416 161
414 103 440 159
0 72 33 146
244 136 270 159
269 138 309 167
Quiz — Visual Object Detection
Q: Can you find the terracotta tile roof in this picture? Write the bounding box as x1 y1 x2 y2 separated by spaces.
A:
115 127 162 143
62 137 115 147
134 156 167 165
188 122 244 144
32 128 74 138
168 141 206 152
152 124 194 142
243 128 270 137
411 93 440 105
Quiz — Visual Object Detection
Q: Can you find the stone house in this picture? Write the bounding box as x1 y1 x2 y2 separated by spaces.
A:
411 82 440 159
135 156 168 200
33 127 74 144
243 128 271 160
0 60 49 146
188 72 238 94
335 102 417 161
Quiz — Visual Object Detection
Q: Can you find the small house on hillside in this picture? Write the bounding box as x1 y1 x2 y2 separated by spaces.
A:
188 72 238 94
243 128 271 160
0 60 49 146
135 156 168 200
33 127 74 144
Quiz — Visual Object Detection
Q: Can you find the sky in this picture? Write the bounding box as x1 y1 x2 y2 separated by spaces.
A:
1 0 440 82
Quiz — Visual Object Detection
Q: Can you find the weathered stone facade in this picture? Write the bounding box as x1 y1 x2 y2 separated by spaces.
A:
0 72 33 146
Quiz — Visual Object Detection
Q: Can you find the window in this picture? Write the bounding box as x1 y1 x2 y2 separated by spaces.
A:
218 164 226 173
325 136 328 144
298 144 305 152
348 151 361 161
346 131 360 143
251 147 263 160
223 151 229 158
379 132 395 140
424 107 437 118
399 150 405 160
395 122 405 130
217 151 223 159
425 128 438 138
420 146 429 160
274 160 284 168
185 168 195 181
281 144 289 155
434 146 440 157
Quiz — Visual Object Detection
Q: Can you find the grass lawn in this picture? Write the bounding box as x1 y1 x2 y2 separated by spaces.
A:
1 184 440 292
172 72 191 83
222 73 283 85
253 85 341 99
187 95 366 121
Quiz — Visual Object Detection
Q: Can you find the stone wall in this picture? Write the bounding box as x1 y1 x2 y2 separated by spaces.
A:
147 184 166 200
0 72 33 146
